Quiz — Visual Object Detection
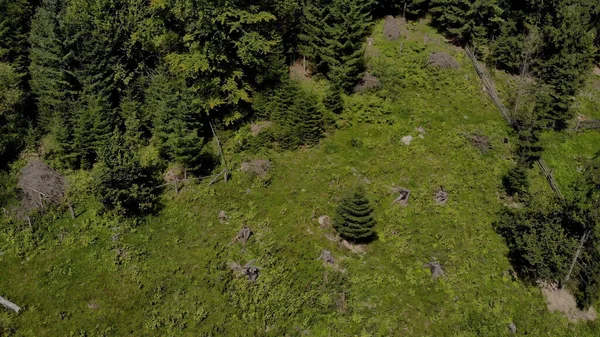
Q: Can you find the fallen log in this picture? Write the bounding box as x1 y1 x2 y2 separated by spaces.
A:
0 296 20 313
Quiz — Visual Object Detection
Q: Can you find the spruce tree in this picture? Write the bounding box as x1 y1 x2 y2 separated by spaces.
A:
0 0 31 164
430 0 502 45
95 132 160 217
0 63 24 166
325 0 373 93
299 0 333 74
334 186 376 243
29 0 75 132
146 68 205 173
295 92 323 146
324 86 344 114
503 163 529 197
516 125 542 166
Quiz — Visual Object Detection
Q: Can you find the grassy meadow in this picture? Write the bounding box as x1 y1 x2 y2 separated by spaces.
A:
1 19 600 336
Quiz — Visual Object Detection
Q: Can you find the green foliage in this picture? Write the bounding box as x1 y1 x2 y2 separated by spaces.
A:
300 0 372 92
0 62 24 165
94 133 160 217
494 204 579 281
324 86 344 114
334 186 376 243
429 0 502 45
0 0 32 74
516 125 542 166
502 163 529 197
145 68 205 173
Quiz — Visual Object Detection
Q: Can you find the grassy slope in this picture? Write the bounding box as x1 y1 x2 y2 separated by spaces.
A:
2 19 600 336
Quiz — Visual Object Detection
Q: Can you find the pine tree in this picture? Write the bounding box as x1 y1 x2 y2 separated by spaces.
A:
29 0 75 132
503 163 529 197
325 0 373 93
334 186 376 243
298 0 333 74
295 92 323 146
0 0 32 75
430 0 502 45
95 132 160 217
0 62 24 166
146 68 205 173
324 86 344 114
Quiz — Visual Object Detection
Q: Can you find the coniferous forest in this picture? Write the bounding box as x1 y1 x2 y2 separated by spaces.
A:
1 0 600 335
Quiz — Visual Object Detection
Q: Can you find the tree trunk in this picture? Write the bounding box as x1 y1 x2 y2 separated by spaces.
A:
0 296 20 313
564 230 590 285
209 120 229 182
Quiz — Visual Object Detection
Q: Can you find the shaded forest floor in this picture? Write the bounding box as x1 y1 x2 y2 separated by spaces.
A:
1 19 599 336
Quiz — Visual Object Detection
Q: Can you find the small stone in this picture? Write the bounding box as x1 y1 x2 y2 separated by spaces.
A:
416 126 425 134
218 210 228 224
318 215 331 229
401 135 413 145
418 134 425 139
508 322 517 334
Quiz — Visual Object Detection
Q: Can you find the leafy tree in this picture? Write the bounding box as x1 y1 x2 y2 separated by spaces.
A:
155 0 279 124
334 186 376 243
94 132 160 217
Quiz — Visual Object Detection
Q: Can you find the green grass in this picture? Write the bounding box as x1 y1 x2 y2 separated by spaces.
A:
2 19 600 336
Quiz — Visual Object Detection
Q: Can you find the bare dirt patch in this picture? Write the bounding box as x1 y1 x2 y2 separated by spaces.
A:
353 72 381 93
427 52 459 69
250 121 272 136
17 159 66 218
541 283 597 322
290 59 311 81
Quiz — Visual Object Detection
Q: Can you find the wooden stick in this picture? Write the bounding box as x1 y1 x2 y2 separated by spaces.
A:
0 296 20 313
209 169 225 186
564 231 590 285
209 120 230 183
26 187 48 198
68 201 75 219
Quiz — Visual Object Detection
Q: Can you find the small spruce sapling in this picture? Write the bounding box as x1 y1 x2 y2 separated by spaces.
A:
334 186 376 243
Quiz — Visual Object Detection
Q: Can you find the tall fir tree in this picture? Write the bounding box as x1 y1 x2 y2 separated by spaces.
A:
146 68 205 173
295 91 323 146
325 0 373 93
0 0 31 165
430 0 502 45
334 186 377 243
299 0 333 74
95 131 160 217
